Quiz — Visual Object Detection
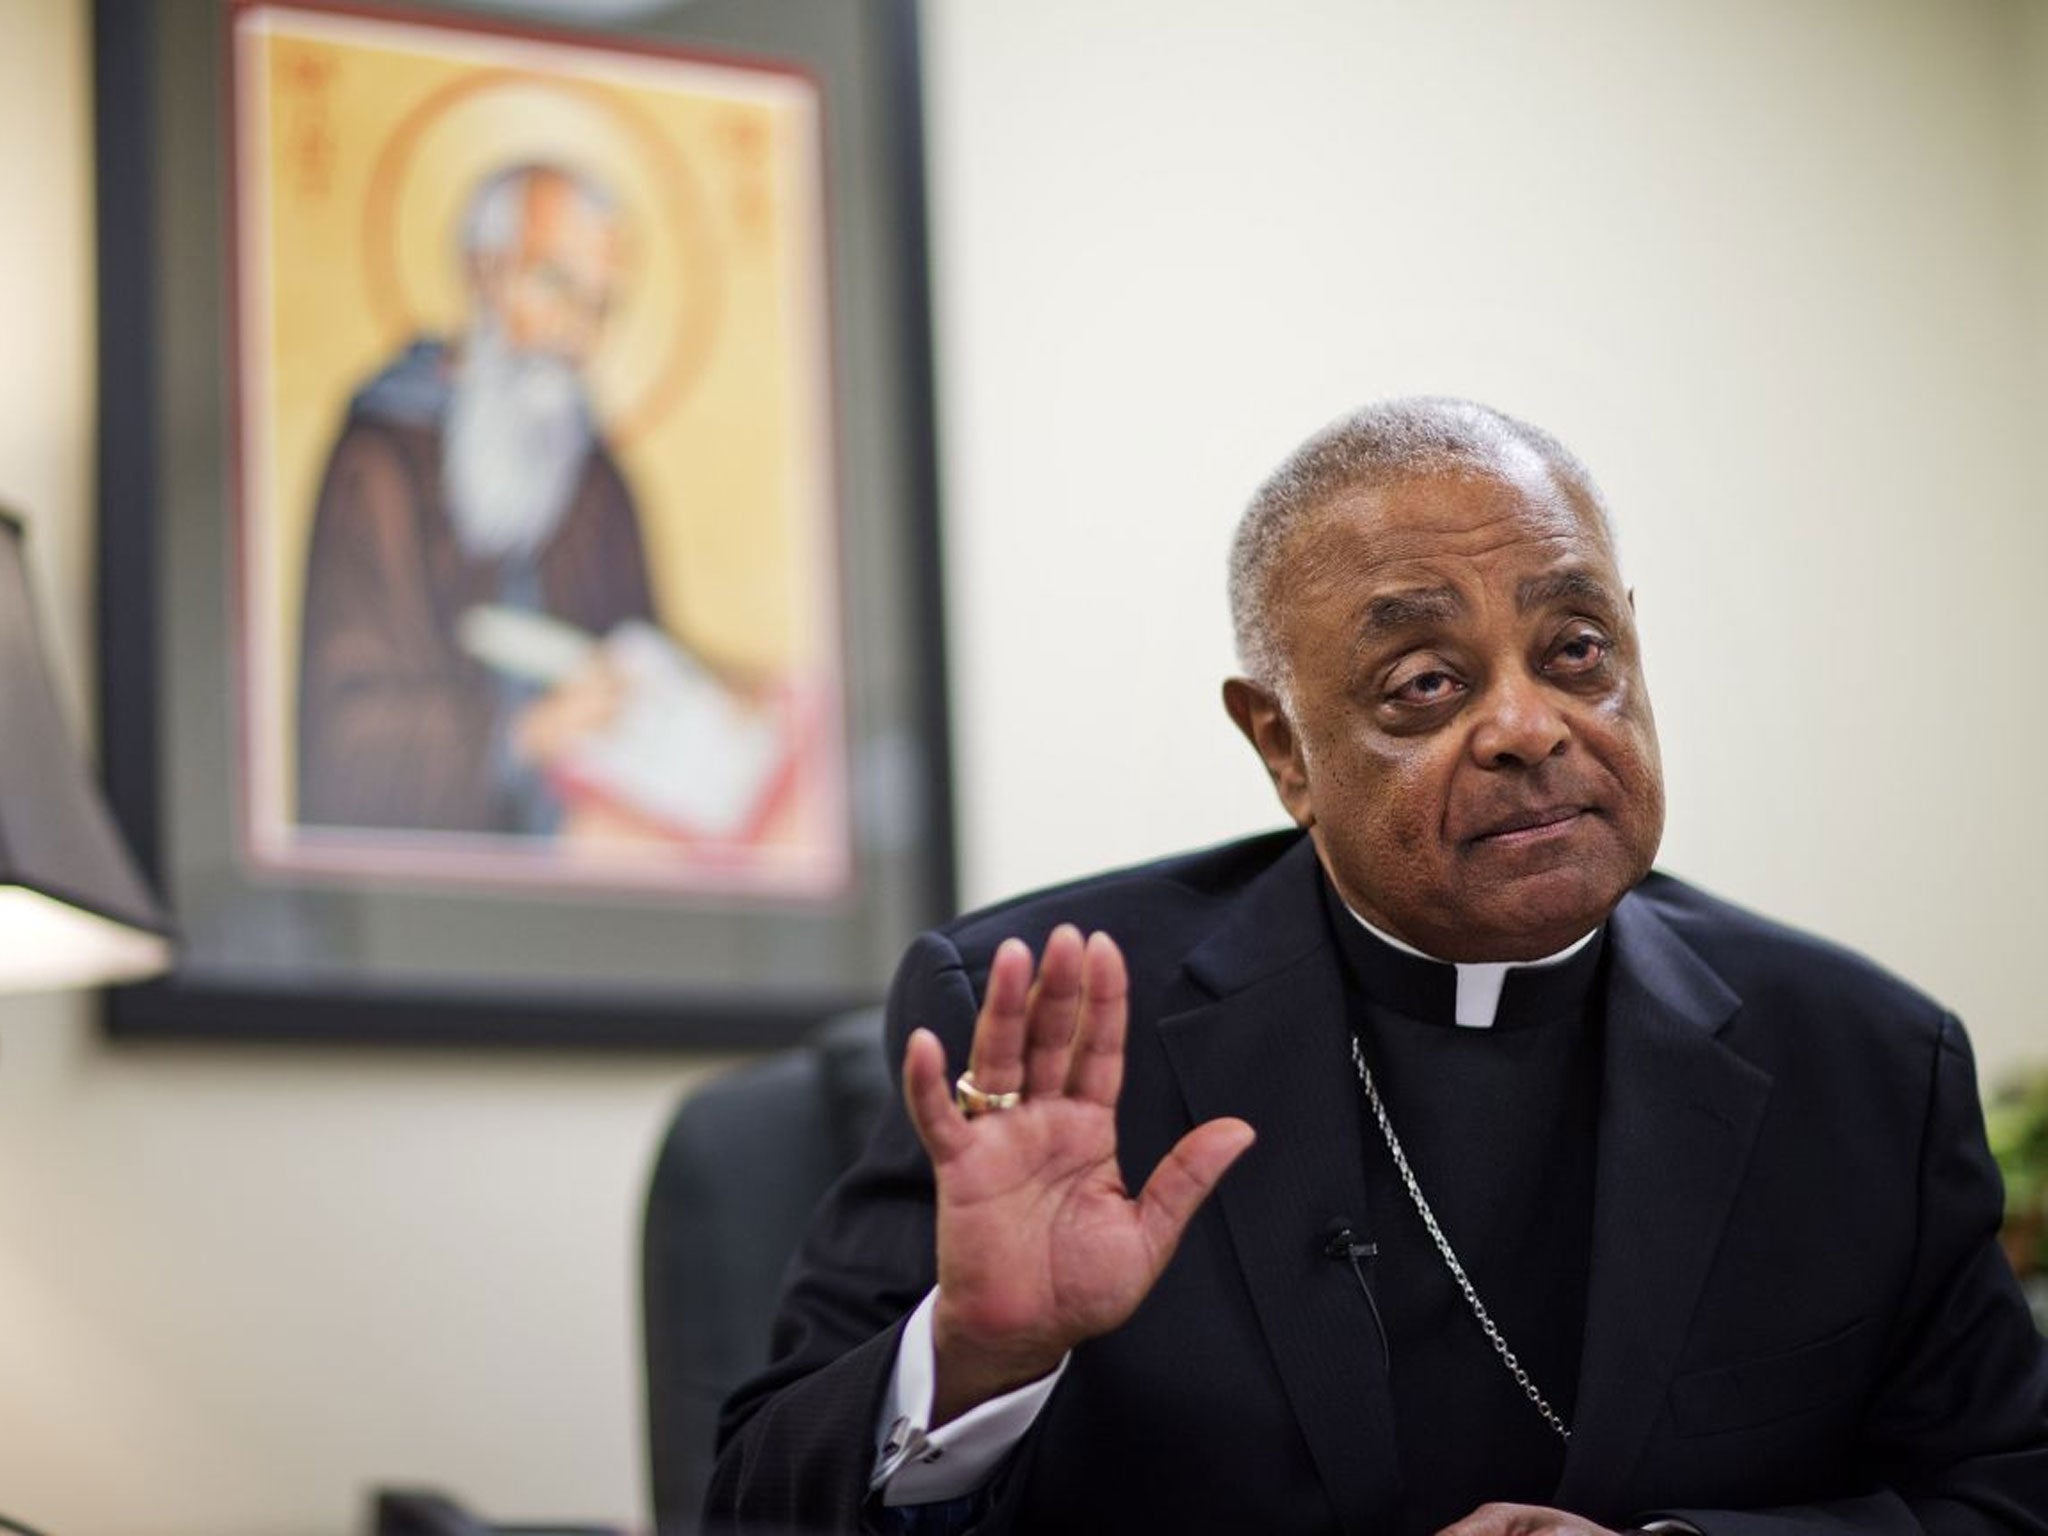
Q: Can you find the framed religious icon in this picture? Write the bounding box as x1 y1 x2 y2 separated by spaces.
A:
95 0 954 1046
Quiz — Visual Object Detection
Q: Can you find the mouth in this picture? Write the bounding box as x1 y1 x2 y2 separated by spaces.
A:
1468 806 1591 848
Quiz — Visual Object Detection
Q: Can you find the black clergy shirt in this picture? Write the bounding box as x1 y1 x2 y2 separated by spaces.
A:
1322 873 1607 1535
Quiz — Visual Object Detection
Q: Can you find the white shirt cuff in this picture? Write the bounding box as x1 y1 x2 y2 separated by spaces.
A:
869 1288 1068 1506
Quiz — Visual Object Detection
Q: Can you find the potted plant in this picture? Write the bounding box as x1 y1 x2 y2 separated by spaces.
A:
1985 1066 2048 1331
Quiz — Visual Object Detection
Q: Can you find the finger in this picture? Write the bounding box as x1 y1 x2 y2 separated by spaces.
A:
1135 1116 1256 1265
967 938 1035 1094
903 1027 972 1165
1437 1505 1593 1536
1065 931 1129 1107
1022 924 1086 1098
1436 1505 1513 1536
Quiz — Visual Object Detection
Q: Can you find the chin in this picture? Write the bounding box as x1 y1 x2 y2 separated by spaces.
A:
1465 868 1630 961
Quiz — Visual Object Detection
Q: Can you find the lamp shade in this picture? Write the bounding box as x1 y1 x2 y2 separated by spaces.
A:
0 508 171 991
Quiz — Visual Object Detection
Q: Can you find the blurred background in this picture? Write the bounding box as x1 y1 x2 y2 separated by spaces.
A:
4 0 2046 1531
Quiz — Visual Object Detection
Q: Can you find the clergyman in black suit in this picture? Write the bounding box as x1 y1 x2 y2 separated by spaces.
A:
706 398 2048 1534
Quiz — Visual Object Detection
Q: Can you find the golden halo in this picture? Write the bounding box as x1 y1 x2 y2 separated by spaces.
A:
362 66 723 445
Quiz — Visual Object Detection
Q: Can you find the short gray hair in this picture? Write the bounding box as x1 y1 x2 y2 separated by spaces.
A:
459 161 618 264
1227 396 1613 691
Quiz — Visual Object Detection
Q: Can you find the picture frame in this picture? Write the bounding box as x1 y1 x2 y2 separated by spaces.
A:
94 0 955 1047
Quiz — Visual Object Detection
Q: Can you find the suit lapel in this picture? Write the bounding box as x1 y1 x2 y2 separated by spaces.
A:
1155 838 1402 1536
1555 891 1772 1512
1151 846 1772 1524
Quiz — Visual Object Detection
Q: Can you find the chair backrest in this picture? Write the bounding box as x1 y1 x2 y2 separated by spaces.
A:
641 1008 891 1533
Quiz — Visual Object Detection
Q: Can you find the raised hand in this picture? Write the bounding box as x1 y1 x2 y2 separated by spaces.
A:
902 924 1256 1425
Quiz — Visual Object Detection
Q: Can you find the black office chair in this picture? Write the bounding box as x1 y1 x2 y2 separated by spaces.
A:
642 1008 893 1534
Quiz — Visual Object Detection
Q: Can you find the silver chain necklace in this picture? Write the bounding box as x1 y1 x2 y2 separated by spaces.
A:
1348 1031 1573 1443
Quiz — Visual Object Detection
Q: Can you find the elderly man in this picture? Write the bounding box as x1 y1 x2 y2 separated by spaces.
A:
297 160 655 836
707 399 2048 1534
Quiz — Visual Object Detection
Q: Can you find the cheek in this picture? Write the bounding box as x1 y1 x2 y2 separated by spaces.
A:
506 281 575 349
1581 680 1655 765
1382 764 1441 852
1587 703 1667 851
1323 739 1447 857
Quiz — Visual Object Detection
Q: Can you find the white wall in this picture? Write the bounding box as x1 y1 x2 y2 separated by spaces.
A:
927 0 2048 1076
0 1 2043 1533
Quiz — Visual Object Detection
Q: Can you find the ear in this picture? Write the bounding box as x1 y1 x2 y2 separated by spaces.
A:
1222 677 1315 828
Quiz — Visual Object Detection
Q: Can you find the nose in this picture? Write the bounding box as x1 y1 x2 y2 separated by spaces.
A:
1468 671 1570 770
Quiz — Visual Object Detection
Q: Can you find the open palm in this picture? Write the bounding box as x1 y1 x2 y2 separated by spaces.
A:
902 925 1256 1423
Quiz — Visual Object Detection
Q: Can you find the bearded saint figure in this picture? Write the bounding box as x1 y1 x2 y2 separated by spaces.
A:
296 161 658 838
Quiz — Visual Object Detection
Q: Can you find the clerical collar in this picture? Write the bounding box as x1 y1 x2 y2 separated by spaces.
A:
1319 872 1604 1030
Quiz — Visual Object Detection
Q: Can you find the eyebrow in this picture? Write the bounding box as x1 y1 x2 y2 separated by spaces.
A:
1360 587 1465 636
1516 567 1618 614
1355 568 1619 642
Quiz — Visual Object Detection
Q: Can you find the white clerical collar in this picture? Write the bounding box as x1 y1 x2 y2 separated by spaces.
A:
1345 908 1599 1030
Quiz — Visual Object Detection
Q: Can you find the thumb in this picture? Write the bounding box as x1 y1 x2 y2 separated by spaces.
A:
1135 1117 1256 1262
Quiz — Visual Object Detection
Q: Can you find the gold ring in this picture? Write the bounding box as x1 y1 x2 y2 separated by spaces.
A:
954 1069 1022 1119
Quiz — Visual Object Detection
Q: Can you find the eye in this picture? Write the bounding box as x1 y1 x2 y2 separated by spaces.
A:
1546 626 1611 675
1386 662 1467 708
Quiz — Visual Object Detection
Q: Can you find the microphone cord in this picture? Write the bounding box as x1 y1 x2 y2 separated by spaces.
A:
1324 1220 1392 1370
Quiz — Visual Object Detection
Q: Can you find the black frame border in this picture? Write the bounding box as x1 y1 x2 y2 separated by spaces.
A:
91 0 956 1050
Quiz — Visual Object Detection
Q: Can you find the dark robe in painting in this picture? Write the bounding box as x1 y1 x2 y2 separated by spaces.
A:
295 340 658 836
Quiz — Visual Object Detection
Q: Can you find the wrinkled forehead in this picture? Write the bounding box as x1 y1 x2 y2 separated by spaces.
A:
1284 454 1616 594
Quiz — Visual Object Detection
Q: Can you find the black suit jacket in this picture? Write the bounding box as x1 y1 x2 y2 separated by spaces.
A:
708 832 2048 1534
